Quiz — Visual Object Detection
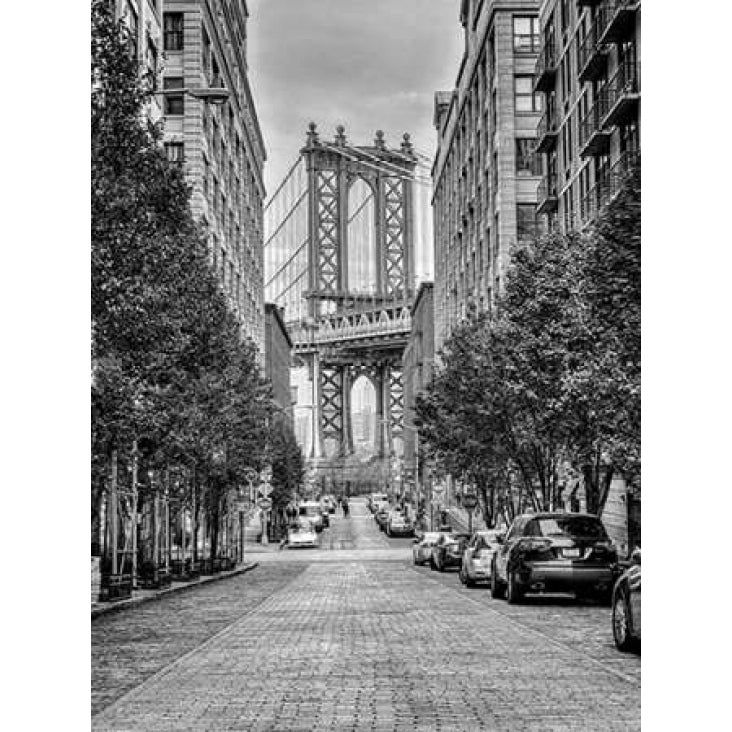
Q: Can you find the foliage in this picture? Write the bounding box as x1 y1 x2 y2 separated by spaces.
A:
91 0 276 556
268 415 306 511
417 167 640 519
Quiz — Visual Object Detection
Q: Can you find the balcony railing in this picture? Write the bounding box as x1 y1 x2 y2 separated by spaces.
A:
535 108 559 153
579 94 612 157
577 0 603 6
601 60 640 127
537 176 559 214
534 43 558 93
598 0 640 45
581 150 639 221
577 15 609 83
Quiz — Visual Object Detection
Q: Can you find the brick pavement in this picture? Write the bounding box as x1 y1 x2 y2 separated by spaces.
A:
92 498 640 730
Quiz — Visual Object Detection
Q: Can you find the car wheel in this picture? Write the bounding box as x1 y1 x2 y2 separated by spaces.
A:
458 567 467 584
387 528 392 537
464 571 475 588
491 562 505 599
612 587 639 652
506 570 524 604
430 557 436 571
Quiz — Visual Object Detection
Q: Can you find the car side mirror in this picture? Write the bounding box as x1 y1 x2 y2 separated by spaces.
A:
630 548 641 566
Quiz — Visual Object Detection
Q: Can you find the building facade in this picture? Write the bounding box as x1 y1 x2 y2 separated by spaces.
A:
402 282 435 503
264 303 293 423
116 0 164 124
432 0 543 352
161 0 267 354
534 0 640 232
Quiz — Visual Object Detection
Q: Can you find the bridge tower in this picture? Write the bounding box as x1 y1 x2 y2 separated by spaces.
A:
265 123 419 492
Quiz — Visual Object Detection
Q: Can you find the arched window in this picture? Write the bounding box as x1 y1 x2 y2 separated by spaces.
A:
351 375 377 458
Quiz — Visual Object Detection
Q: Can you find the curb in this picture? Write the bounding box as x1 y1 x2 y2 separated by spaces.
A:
91 562 259 620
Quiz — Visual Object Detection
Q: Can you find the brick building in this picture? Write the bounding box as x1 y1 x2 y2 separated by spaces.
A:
264 303 293 424
432 0 542 352
161 0 267 355
534 0 640 231
402 282 435 502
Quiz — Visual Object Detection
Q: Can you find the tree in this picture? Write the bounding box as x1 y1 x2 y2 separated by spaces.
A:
91 1 270 569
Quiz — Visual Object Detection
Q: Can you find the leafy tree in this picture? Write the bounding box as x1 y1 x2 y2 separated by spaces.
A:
91 0 270 565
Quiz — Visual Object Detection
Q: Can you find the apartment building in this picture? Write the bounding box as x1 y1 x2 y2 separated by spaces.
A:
432 0 543 352
161 0 267 354
402 282 435 500
116 0 164 124
534 0 640 232
264 303 293 424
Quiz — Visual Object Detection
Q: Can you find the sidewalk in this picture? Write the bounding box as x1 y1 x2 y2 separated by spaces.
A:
91 561 259 619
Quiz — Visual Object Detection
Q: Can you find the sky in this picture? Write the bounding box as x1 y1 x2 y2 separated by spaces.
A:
247 0 464 194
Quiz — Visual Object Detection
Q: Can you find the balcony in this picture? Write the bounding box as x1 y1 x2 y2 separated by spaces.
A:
601 60 640 127
535 109 559 153
579 95 612 158
598 0 640 45
577 16 609 84
534 43 558 93
537 176 559 215
581 150 639 221
577 0 603 6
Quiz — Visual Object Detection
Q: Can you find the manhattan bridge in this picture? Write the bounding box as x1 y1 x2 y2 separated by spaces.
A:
264 123 432 494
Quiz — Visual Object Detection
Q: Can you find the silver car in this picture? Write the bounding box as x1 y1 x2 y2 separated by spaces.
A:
459 530 503 587
412 531 448 565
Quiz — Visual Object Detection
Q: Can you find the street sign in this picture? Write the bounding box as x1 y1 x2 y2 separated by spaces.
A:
259 482 273 498
463 494 478 509
257 497 273 510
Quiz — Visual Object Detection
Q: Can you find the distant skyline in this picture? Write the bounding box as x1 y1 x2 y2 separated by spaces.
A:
248 0 464 194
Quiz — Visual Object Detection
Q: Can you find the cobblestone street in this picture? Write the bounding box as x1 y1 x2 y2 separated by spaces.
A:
92 499 640 730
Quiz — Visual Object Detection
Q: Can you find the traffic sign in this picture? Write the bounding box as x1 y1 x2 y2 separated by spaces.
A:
257 497 273 510
463 494 478 509
259 482 273 498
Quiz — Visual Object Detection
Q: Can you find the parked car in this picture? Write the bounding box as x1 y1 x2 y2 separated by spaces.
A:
459 530 503 587
491 513 619 604
612 548 641 652
375 504 391 531
412 532 444 565
431 533 471 572
386 510 414 537
321 495 336 514
298 501 325 532
369 493 388 512
287 517 318 549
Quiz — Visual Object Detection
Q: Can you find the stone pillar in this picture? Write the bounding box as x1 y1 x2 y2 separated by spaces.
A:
341 364 353 456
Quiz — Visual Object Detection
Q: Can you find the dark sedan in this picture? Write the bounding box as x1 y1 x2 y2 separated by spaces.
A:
612 548 641 652
430 533 471 572
491 512 619 604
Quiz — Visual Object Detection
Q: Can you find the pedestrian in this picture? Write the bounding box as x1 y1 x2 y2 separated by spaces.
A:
342 497 349 518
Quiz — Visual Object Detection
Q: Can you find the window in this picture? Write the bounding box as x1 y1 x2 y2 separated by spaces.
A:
514 76 542 113
516 138 541 176
513 17 540 53
517 204 539 241
163 77 184 115
163 12 184 51
146 36 158 90
124 2 139 57
164 142 184 166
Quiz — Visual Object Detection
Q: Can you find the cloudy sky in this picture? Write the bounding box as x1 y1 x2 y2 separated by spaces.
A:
247 0 464 193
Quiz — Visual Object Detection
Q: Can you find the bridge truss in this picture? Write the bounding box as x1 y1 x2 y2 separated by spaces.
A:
265 124 430 491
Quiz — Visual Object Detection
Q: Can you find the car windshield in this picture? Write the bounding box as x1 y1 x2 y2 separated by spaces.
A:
421 533 440 545
535 516 607 539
